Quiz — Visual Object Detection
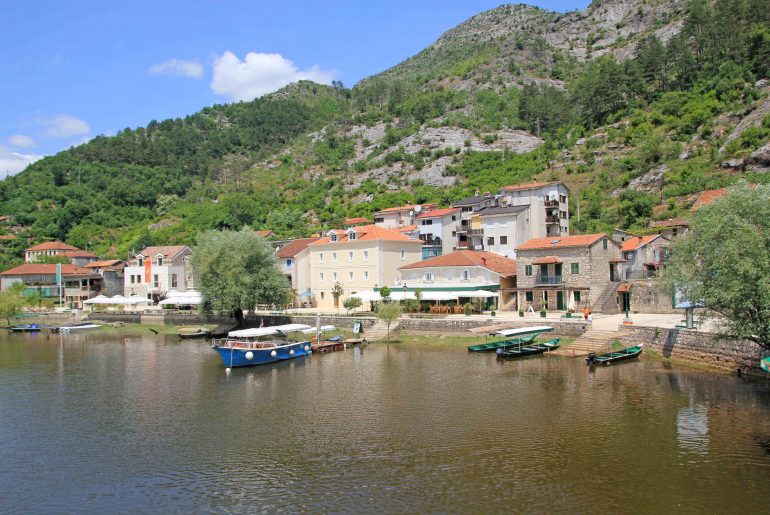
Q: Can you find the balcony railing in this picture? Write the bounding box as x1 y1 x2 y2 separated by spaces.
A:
420 236 442 246
535 274 563 285
545 216 560 224
544 199 559 207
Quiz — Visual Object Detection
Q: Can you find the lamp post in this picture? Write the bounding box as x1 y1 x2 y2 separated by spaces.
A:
403 284 407 315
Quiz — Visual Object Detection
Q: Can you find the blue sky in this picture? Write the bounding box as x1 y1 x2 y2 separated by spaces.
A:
0 0 589 176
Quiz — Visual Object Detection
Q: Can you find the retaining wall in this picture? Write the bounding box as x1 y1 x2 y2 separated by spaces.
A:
618 325 768 376
397 317 589 336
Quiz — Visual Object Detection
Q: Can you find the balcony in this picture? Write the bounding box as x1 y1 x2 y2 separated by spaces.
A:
535 274 563 285
622 269 658 281
544 199 559 207
545 216 560 224
420 235 442 246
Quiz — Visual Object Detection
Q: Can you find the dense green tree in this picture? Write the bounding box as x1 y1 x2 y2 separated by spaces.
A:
0 283 26 327
190 229 288 325
659 183 770 349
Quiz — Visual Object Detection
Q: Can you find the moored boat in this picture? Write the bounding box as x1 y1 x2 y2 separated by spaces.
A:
177 326 212 339
467 326 553 352
761 356 770 373
53 322 101 333
586 343 644 366
496 338 561 359
304 325 346 353
211 324 313 368
9 324 42 332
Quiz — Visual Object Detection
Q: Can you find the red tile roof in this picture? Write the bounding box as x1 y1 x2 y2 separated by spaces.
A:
399 250 517 277
415 207 460 219
397 225 418 233
691 189 727 211
84 259 123 268
344 217 373 225
374 203 436 214
62 250 98 258
254 230 275 238
0 234 15 241
501 181 565 192
137 246 189 259
25 241 80 252
621 235 660 252
533 256 562 265
275 238 321 258
1 263 95 277
649 218 689 228
516 234 607 251
617 282 633 293
310 225 422 245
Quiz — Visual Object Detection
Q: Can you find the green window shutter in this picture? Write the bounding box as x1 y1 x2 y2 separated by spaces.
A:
571 262 580 274
525 291 533 302
525 265 532 276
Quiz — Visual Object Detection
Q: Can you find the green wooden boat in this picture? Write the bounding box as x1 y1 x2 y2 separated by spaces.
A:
496 338 561 359
586 343 644 366
467 334 536 352
760 356 770 373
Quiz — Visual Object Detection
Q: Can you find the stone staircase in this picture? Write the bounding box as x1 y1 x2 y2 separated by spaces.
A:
552 329 626 357
364 319 400 342
593 282 621 314
500 298 517 311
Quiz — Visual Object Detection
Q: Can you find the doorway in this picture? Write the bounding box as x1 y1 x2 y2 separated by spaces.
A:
556 291 564 310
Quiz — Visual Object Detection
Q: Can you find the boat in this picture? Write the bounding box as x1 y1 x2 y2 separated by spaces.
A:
496 338 561 359
304 326 346 353
52 322 102 333
9 324 42 332
177 326 212 339
761 357 770 373
211 323 313 368
586 343 644 366
467 326 553 352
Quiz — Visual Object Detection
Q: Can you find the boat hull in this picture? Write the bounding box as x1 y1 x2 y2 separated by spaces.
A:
213 341 312 367
496 339 561 359
586 344 643 365
9 325 42 332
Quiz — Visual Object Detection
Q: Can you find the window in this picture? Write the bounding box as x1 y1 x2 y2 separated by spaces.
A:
349 231 357 240
286 259 292 267
400 250 405 261
446 271 452 281
525 265 532 276
320 272 325 281
574 291 581 303
153 274 159 288
349 271 354 280
451 215 457 221
462 270 469 281
363 250 369 261
171 274 178 288
500 236 508 245
138 257 144 267
130 275 135 284
321 292 325 300
332 252 337 262
156 256 163 266
333 272 338 281
525 291 533 302
625 252 633 260
452 231 456 237
571 263 580 274
319 253 324 263
603 239 608 250
487 237 494 246
364 271 369 281
330 233 337 242
424 272 434 282
348 251 354 261
560 211 567 219
374 217 384 223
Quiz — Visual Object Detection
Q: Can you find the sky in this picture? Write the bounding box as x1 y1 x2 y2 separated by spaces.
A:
0 0 590 177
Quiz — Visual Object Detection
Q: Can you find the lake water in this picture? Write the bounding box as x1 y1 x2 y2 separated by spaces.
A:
2 329 770 513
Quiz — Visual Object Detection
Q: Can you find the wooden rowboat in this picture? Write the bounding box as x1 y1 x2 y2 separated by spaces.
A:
586 343 644 366
178 326 212 339
496 338 561 359
468 334 536 352
760 356 770 373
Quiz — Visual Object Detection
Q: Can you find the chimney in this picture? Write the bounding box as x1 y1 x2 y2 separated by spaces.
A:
474 190 480 197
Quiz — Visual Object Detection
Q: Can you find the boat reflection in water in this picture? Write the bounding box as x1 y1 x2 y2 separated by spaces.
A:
211 323 313 368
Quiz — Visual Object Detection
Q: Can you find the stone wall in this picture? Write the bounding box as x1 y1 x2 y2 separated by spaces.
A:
397 317 589 336
626 280 678 314
617 325 768 376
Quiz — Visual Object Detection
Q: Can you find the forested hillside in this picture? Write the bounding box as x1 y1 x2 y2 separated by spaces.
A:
1 0 768 267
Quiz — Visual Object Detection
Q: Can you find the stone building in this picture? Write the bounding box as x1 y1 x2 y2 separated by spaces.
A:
648 219 689 239
619 234 670 281
515 234 621 313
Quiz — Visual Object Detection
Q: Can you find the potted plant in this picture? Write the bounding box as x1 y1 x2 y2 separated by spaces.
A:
566 309 573 318
519 310 524 317
491 310 496 317
539 299 547 318
464 302 473 316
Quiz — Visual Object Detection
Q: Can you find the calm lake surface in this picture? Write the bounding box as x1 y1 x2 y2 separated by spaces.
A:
2 329 770 513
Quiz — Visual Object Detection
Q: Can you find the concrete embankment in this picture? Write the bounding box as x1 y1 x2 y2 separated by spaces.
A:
617 325 769 377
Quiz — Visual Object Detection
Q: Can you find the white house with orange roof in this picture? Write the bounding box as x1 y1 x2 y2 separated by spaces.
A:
373 203 437 230
415 207 461 258
123 245 193 302
25 241 79 262
307 225 422 308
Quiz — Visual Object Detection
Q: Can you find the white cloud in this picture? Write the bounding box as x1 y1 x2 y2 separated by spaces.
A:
148 59 204 78
0 146 43 178
8 134 36 148
44 115 90 138
210 51 336 101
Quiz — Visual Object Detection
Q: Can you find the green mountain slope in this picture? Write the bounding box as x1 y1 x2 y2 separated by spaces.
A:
1 0 768 267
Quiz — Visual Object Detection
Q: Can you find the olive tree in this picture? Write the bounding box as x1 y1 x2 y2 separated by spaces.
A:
0 283 26 327
191 229 289 326
376 301 402 342
342 296 362 315
659 183 770 348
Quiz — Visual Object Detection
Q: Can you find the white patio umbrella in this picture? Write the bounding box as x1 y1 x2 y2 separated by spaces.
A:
84 295 109 305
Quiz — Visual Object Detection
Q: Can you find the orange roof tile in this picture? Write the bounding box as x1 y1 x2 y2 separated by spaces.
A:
501 181 565 192
415 207 460 219
397 225 417 233
1 263 96 276
84 260 123 268
0 234 15 241
344 217 373 225
533 256 562 265
400 250 517 277
254 230 275 238
310 225 421 245
25 241 80 252
62 250 98 258
137 246 189 259
691 189 727 211
617 282 633 293
516 234 607 251
275 238 321 258
621 235 660 252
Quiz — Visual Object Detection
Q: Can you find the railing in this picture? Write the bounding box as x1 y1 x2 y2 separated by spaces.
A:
535 274 563 285
420 236 442 246
545 216 560 223
544 199 559 207
625 269 658 280
467 228 484 236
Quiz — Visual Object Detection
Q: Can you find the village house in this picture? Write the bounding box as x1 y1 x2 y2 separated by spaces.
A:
123 245 193 302
618 235 670 281
499 181 570 238
0 263 101 308
307 225 422 308
275 237 320 307
474 205 529 259
515 234 621 313
398 250 517 310
373 203 437 230
415 207 460 258
649 219 689 239
25 241 81 263
452 193 496 250
83 260 126 297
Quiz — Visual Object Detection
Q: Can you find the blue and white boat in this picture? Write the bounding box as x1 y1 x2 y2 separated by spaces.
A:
211 323 314 368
